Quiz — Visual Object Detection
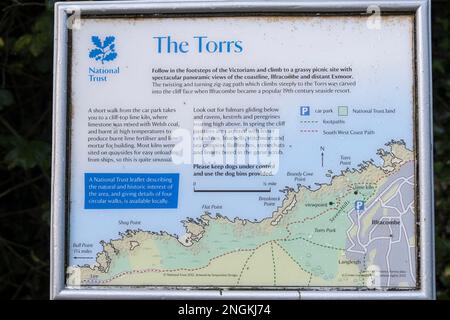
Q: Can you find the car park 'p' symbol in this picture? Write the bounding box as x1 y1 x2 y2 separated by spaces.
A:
355 200 365 213
300 106 310 116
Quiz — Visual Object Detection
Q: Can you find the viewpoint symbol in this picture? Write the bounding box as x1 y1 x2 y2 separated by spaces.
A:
89 36 117 64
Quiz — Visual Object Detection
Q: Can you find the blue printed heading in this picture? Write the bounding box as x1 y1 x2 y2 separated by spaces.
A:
153 36 243 54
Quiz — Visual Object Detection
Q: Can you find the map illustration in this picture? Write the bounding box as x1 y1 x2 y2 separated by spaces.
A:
67 141 417 288
67 16 418 291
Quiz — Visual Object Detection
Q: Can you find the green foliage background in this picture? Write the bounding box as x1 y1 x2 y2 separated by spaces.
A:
0 0 448 299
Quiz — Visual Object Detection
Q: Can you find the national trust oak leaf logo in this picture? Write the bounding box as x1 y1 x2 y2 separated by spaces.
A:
89 36 117 64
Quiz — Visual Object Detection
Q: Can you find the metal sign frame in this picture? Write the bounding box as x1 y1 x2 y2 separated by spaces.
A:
51 0 434 300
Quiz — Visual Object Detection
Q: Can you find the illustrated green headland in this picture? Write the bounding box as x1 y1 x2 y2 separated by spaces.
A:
67 140 416 288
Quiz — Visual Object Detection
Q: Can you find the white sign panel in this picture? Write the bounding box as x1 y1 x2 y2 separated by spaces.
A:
51 1 434 300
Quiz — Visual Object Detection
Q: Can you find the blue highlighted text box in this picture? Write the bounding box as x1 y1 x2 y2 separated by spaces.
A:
84 173 179 209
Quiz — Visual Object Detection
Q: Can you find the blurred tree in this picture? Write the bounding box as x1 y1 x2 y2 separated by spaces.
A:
0 0 448 300
432 0 450 300
0 0 53 299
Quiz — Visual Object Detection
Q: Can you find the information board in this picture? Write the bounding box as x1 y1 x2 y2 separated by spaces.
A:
51 0 435 299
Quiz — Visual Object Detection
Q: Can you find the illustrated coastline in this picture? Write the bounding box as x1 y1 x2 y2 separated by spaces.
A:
67 139 415 287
